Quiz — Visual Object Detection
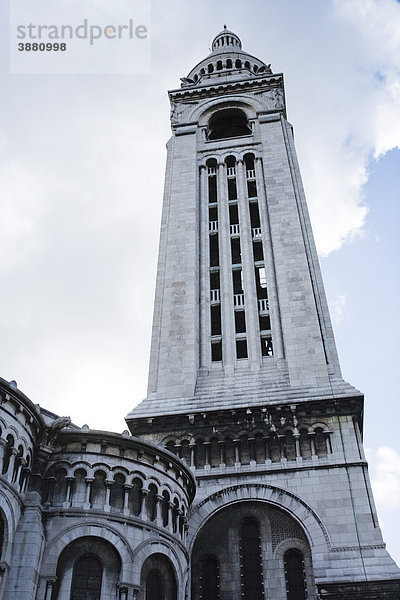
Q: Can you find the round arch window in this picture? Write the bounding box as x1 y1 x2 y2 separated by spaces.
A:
208 108 252 140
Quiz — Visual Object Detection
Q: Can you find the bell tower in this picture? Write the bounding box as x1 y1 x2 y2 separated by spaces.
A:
127 29 400 599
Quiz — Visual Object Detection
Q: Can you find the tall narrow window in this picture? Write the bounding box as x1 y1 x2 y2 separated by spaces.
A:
200 555 219 600
210 234 220 267
284 549 307 600
211 305 222 336
236 339 248 359
261 337 273 357
231 238 241 264
207 159 217 203
253 240 264 261
71 555 103 600
211 340 222 362
249 201 261 228
228 177 237 200
146 569 164 600
240 519 263 600
247 180 258 198
235 310 246 333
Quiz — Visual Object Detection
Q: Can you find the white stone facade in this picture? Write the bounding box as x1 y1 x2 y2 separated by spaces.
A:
1 28 399 600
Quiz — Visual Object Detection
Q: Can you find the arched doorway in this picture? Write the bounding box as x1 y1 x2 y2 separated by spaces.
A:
191 501 316 600
51 536 121 599
141 553 177 600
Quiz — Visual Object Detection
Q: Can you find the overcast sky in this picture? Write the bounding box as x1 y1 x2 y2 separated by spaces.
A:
1 0 400 563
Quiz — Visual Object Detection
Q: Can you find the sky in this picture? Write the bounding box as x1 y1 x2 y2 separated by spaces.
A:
1 0 400 563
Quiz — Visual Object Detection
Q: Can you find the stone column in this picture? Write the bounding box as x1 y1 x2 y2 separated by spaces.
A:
141 489 149 521
217 160 235 373
203 441 210 468
21 466 31 493
104 480 112 512
248 437 256 462
236 159 260 369
118 584 129 600
15 457 25 488
64 476 74 508
326 433 333 455
168 502 175 534
294 432 301 461
0 439 5 469
156 496 163 527
218 440 225 466
309 432 317 458
123 484 132 515
6 448 18 483
44 578 57 600
255 156 284 360
84 477 93 509
234 439 241 465
189 443 196 469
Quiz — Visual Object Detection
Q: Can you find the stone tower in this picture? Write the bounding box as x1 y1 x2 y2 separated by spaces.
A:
126 28 400 599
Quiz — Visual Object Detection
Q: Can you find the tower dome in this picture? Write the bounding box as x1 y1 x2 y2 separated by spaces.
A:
211 26 242 52
182 27 271 88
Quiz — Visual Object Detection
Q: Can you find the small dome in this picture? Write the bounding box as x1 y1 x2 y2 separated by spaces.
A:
211 26 242 53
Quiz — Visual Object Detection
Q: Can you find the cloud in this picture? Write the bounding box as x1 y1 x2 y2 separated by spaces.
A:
366 446 400 510
332 294 347 324
280 0 400 255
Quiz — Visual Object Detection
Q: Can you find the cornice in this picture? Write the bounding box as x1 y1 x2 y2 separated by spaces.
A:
168 73 284 103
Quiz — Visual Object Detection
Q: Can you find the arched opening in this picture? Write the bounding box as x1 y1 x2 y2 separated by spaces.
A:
90 470 106 507
110 473 125 511
192 501 313 600
162 491 170 526
147 484 158 521
141 553 177 600
284 549 307 600
129 477 143 515
70 555 103 600
52 536 121 600
299 429 312 459
315 427 328 457
195 439 206 468
52 468 67 505
208 108 251 140
2 435 14 474
72 469 87 506
226 59 232 69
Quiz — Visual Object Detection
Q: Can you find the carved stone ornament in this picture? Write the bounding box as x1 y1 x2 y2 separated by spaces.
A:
44 416 72 445
170 101 197 127
256 87 284 111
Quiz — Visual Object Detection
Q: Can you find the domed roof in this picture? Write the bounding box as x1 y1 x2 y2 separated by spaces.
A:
211 26 242 52
182 28 272 88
